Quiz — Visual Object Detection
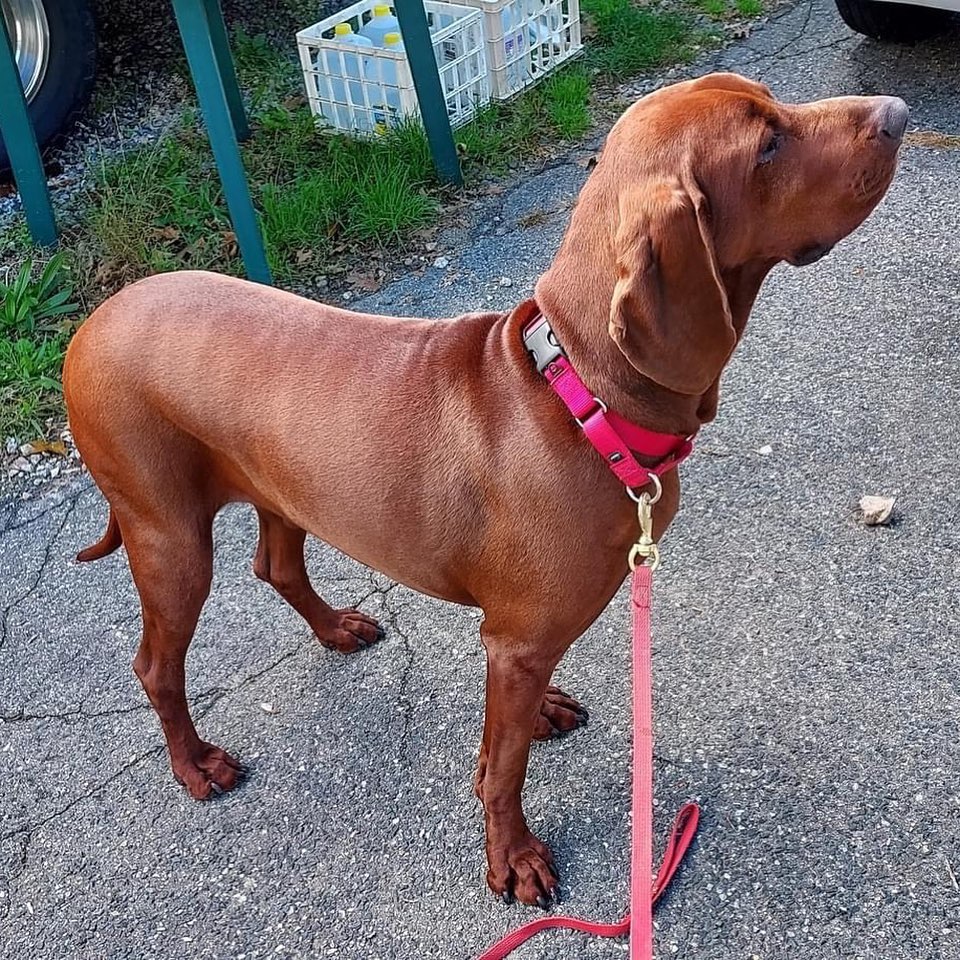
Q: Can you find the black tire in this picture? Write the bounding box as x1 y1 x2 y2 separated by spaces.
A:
834 0 954 41
0 0 96 177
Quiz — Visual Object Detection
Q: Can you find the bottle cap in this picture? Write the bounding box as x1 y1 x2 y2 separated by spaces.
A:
373 4 391 16
383 32 402 45
334 22 353 35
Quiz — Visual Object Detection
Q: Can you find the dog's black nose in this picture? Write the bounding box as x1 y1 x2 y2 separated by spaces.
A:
875 97 910 143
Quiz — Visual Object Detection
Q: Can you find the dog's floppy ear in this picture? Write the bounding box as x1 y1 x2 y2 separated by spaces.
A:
608 177 736 396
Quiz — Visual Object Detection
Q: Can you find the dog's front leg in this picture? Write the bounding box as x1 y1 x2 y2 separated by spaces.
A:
475 632 560 907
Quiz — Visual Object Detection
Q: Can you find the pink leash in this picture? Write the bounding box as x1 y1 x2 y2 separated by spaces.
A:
476 565 700 960
476 311 701 959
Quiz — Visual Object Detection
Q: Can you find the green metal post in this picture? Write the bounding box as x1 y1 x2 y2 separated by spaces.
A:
0 13 56 246
170 0 272 284
393 0 462 186
200 0 250 141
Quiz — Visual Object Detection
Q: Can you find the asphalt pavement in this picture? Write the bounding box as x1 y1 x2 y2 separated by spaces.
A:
2 1 960 957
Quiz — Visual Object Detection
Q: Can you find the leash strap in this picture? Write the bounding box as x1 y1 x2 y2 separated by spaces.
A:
475 566 699 960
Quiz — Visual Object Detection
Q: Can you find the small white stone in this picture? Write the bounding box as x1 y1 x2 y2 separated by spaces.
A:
499 276 513 287
757 444 773 456
10 456 31 474
20 443 37 457
259 702 275 714
342 291 352 301
432 256 450 269
859 495 895 526
4 437 18 455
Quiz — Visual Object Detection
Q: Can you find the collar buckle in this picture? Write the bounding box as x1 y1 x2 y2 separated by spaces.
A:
523 317 565 372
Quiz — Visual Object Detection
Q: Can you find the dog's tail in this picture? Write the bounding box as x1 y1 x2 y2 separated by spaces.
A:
77 508 123 562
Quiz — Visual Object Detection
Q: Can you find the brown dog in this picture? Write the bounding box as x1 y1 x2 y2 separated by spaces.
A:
63 74 905 907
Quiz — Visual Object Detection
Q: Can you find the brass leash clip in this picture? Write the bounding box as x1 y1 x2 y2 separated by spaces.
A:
627 473 662 572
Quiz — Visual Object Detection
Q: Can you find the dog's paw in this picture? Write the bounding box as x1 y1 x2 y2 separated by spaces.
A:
532 686 588 741
315 608 383 654
172 742 244 800
486 830 559 908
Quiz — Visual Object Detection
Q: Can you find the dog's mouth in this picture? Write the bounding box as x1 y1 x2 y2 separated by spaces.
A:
788 242 835 267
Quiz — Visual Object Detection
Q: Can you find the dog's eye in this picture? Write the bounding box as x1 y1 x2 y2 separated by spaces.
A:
758 132 783 165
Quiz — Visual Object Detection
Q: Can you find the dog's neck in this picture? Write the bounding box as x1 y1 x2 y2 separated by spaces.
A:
536 230 772 437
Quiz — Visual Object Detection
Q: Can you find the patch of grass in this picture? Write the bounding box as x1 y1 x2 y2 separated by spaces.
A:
0 254 79 437
697 0 764 19
352 157 438 243
231 27 302 112
88 133 232 278
0 219 31 260
258 121 438 277
82 31 592 284
582 0 695 78
454 64 591 171
543 67 592 139
698 0 727 17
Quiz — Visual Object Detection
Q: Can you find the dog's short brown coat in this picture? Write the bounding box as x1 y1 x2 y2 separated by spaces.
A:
64 74 904 906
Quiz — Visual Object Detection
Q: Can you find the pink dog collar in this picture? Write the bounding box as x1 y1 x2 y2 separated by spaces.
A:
523 313 694 491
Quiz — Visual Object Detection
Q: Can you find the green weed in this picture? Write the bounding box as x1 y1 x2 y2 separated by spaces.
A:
543 67 592 139
89 134 231 275
582 0 695 78
699 0 727 17
0 254 78 437
231 27 302 111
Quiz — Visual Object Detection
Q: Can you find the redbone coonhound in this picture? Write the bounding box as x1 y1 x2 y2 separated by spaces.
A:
63 74 907 907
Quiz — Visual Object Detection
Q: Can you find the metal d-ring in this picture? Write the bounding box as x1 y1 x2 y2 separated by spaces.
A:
627 472 662 505
574 397 608 428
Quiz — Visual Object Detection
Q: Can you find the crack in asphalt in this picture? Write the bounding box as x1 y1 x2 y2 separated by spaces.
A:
0 480 92 539
343 575 417 759
0 494 81 656
0 834 30 923
379 588 417 760
0 565 394 859
0 701 157 724
755 0 814 63
755 34 856 76
0 639 312 864
352 569 399 610
0 744 167 846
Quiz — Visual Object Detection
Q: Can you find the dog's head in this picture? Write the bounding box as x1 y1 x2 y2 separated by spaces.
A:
538 73 906 399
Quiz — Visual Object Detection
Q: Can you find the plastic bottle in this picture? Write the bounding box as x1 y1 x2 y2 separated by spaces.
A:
373 32 406 130
501 8 527 91
327 22 374 130
360 5 401 46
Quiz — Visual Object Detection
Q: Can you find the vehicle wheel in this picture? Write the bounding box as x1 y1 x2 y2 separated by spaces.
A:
0 0 96 177
834 0 954 41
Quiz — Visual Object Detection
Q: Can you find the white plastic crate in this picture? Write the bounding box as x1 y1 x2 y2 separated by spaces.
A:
462 0 582 100
297 1 489 136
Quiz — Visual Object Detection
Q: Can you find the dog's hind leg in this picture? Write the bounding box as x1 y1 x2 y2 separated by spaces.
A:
122 509 243 800
252 508 381 653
